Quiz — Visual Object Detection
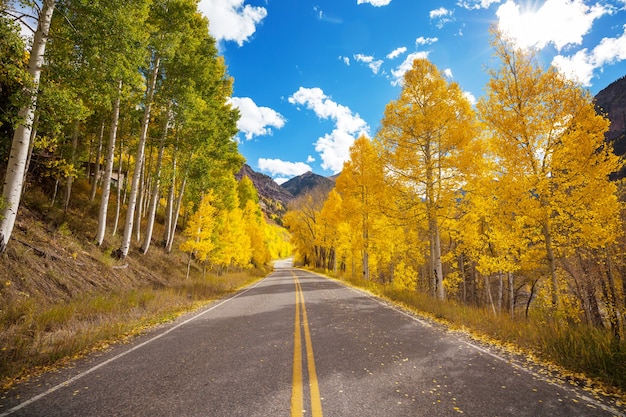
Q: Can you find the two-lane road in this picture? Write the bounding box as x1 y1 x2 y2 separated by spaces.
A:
1 262 624 416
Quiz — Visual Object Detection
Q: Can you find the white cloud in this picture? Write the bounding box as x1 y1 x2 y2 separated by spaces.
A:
307 155 316 163
429 7 453 28
444 68 453 78
274 178 289 185
391 51 430 86
339 55 350 65
430 7 451 18
457 0 501 10
552 25 626 86
387 47 408 59
288 87 369 173
496 0 610 51
416 36 439 46
228 97 285 140
198 0 267 47
357 0 392 6
258 158 312 177
464 91 477 106
354 53 384 74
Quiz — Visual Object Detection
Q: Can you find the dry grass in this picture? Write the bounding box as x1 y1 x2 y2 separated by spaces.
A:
0 179 265 388
337 274 626 397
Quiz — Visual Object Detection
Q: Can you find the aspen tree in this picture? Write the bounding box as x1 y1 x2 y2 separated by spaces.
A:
336 135 384 280
477 30 621 309
0 0 55 252
376 58 478 299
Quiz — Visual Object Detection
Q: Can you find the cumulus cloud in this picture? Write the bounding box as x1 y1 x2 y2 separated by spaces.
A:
457 0 501 10
307 155 316 163
354 53 384 74
552 25 626 86
357 0 392 6
387 47 407 60
429 7 453 28
463 91 477 106
496 0 609 51
198 0 267 47
228 97 286 140
416 36 439 46
391 51 430 86
258 158 312 178
444 68 454 78
288 87 369 173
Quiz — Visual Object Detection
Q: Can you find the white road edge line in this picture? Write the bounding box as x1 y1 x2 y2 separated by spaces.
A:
305 269 625 417
0 277 268 417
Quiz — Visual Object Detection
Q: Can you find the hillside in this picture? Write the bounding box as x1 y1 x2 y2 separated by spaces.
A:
236 165 337 223
0 182 264 385
281 171 335 198
235 164 294 223
595 76 626 177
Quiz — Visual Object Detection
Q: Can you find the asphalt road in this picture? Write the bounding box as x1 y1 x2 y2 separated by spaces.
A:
1 260 624 416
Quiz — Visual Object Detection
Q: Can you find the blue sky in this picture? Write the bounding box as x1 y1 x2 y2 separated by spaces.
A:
198 0 626 183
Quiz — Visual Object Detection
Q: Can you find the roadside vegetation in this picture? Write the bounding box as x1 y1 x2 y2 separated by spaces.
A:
0 179 278 388
285 29 626 398
338 275 626 398
0 1 290 389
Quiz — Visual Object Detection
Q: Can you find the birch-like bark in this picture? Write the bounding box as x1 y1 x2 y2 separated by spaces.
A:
0 0 55 253
542 221 559 308
95 80 122 246
89 121 105 202
112 136 124 236
508 272 515 319
162 139 178 247
134 157 145 242
118 56 160 258
431 216 444 300
166 169 188 253
140 106 171 254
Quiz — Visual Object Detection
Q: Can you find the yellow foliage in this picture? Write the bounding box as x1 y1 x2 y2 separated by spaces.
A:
393 261 417 291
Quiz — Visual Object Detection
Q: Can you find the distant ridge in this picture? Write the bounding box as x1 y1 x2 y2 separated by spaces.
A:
235 165 336 223
595 75 626 178
235 164 294 223
281 171 335 198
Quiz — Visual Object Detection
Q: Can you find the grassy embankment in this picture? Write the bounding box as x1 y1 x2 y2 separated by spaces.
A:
0 182 266 388
331 273 626 400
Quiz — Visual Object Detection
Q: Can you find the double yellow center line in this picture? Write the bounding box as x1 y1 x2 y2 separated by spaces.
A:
290 271 323 417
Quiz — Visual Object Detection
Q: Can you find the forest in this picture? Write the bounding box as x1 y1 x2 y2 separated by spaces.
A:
284 33 626 388
0 0 295 385
0 0 290 269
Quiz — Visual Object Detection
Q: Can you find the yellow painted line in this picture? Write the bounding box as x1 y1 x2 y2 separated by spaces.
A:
291 275 303 417
291 271 323 417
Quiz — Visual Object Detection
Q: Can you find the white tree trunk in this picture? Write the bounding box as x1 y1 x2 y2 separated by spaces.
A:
89 121 105 202
112 135 124 236
162 139 178 247
118 56 160 258
95 80 122 246
165 173 187 253
134 157 145 242
0 0 55 252
432 216 445 300
140 106 171 254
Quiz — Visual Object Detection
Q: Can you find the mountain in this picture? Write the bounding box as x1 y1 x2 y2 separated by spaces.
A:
235 164 294 223
281 171 335 198
235 165 337 223
595 76 626 178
